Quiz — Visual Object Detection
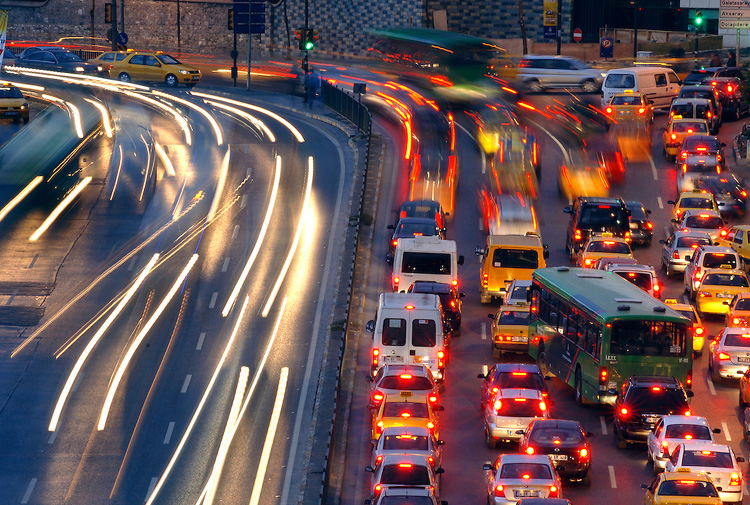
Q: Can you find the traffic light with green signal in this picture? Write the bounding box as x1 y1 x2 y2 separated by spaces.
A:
695 10 703 27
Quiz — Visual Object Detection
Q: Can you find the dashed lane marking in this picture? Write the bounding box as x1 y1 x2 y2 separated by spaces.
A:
241 194 247 209
609 465 617 488
649 156 658 180
600 416 608 435
232 225 239 239
481 323 487 340
146 477 157 502
479 217 484 232
657 196 663 210
222 257 230 272
196 332 205 351
722 421 732 442
209 292 218 309
707 377 716 396
163 421 175 444
180 375 191 393
20 478 36 504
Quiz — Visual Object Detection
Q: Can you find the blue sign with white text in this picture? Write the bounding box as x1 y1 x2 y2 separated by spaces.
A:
544 26 557 39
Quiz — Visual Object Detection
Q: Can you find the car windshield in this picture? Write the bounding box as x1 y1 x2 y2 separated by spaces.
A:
664 424 712 440
380 464 430 485
658 480 719 497
587 240 630 254
703 253 737 269
157 54 181 64
383 401 429 418
675 309 697 324
675 236 710 248
0 87 23 99
610 320 687 357
495 397 544 417
684 215 723 229
579 204 629 230
401 252 451 275
379 375 434 390
499 463 552 479
615 271 653 291
627 205 648 220
493 371 544 390
735 298 750 311
397 222 439 237
491 248 539 269
611 96 641 106
605 73 635 88
382 434 429 451
56 52 83 62
530 426 584 446
679 198 713 209
723 333 750 347
624 387 689 413
681 450 734 468
498 310 530 325
703 273 748 287
672 122 707 133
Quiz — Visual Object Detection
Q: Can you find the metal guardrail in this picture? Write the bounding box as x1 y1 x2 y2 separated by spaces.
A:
321 80 371 136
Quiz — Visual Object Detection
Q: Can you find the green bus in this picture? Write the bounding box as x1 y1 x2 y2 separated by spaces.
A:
528 267 692 406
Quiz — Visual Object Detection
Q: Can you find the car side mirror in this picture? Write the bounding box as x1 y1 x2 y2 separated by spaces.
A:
436 468 445 474
366 320 375 333
475 246 485 256
722 142 727 147
515 430 526 435
444 212 450 217
365 466 374 473
659 239 666 244
483 463 492 471
543 248 550 259
544 375 551 380
737 456 746 463
641 484 649 490
387 224 395 230
723 301 730 305
459 292 465 298
587 431 595 437
385 252 393 265
365 375 373 382
440 501 449 505
646 209 652 214
713 428 722 433
437 439 445 446
488 313 495 319
371 439 377 445
477 372 486 379
671 218 678 223
686 254 693 261
719 202 726 206
687 390 695 397
563 206 572 214
435 405 445 411
364 500 372 505
458 255 464 266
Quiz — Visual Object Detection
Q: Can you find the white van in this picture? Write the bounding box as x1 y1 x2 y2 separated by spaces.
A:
602 67 681 109
391 236 464 292
366 293 446 381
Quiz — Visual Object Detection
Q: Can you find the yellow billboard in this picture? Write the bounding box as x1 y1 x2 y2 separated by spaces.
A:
544 0 558 26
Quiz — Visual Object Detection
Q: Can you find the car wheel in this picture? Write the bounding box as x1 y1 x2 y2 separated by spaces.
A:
575 368 586 406
527 79 543 93
711 361 721 382
537 347 551 378
118 72 131 82
165 74 178 87
486 427 497 449
581 79 598 93
740 390 747 409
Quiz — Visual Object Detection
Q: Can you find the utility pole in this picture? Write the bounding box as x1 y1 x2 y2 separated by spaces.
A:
303 0 309 101
111 0 118 51
556 0 561 55
177 0 181 49
633 0 638 58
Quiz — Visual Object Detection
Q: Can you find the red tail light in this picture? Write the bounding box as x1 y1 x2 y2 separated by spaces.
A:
599 366 608 386
721 229 728 237
694 326 704 335
493 399 503 412
374 484 382 495
718 352 731 360
684 410 691 416
730 473 741 486
427 456 435 466
699 292 711 298
728 85 734 93
539 401 547 411
579 448 589 459
427 421 435 432
646 222 653 229
392 239 398 248
549 485 559 496
686 368 692 388
482 272 489 288
638 107 645 114
494 484 504 497
438 350 445 368
372 391 384 404
671 133 677 140
574 229 582 241
653 283 660 292
428 394 438 405
526 447 535 454
695 271 702 280
393 277 399 288
372 349 380 368
605 106 613 114
376 421 384 434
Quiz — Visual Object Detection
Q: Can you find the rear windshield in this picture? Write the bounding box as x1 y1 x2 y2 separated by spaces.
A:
380 464 430 486
615 271 653 291
379 375 434 390
401 202 439 220
724 333 750 347
610 320 687 357
402 252 451 275
671 104 695 118
530 426 584 446
587 240 631 254
683 138 720 151
658 480 718 497
679 198 713 209
672 122 707 133
681 450 734 468
680 88 712 99
703 273 748 287
383 401 429 418
397 222 439 237
703 253 737 269
493 371 544 390
605 73 635 89
496 397 544 417
412 319 436 347
579 205 629 230
492 248 539 269
382 434 429 451
382 318 407 346
684 215 723 229
735 299 750 311
508 284 530 301
676 236 711 248
628 205 648 220
664 424 712 440
498 310 530 325
499 463 552 479
0 87 23 99
611 95 640 105
625 387 689 413
696 104 712 119
380 498 434 505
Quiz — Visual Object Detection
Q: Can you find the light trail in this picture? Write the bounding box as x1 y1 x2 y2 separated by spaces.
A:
0 176 43 223
154 142 176 176
222 155 281 317
205 99 276 142
119 89 192 145
48 254 159 432
261 156 313 317
207 147 231 221
29 177 92 242
84 98 113 137
97 254 199 430
66 101 84 138
110 145 124 200
139 134 154 201
153 90 223 146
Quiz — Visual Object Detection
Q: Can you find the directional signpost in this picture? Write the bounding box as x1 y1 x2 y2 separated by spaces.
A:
720 0 750 59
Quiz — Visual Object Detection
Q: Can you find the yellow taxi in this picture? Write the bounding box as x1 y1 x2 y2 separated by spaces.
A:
576 234 634 268
696 268 750 316
718 225 750 265
488 305 530 358
87 50 129 76
108 51 201 87
642 469 722 505
725 291 750 328
668 190 721 223
662 117 709 161
0 83 29 123
664 299 706 355
605 91 654 127
371 393 441 442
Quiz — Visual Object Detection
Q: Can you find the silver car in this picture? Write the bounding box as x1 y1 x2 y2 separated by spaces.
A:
646 415 718 473
709 327 750 381
484 388 549 448
366 453 443 502
517 55 604 93
672 209 726 243
483 454 563 505
370 426 444 471
659 231 712 277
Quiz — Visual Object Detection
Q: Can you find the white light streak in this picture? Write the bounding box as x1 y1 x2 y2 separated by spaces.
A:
205 99 276 142
66 102 84 138
48 254 159 432
30 176 92 242
1 80 44 91
154 142 176 176
154 90 223 146
139 135 153 201
222 155 281 317
119 89 192 145
0 176 43 223
261 156 313 317
84 98 113 137
97 254 199 431
110 145 124 201
207 147 231 221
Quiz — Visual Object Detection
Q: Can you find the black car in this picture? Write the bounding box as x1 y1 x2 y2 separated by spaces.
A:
519 419 593 484
387 217 445 253
694 174 748 217
477 363 548 408
683 66 745 86
701 76 750 121
625 201 653 246
564 196 631 260
397 199 448 231
614 376 694 449
15 48 99 74
407 281 463 335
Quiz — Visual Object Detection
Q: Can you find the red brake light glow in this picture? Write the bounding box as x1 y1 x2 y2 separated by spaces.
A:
399 374 413 379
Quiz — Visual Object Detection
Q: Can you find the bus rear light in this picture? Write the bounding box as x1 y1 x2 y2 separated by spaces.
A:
599 366 608 386
372 349 380 368
686 369 692 388
482 273 489 288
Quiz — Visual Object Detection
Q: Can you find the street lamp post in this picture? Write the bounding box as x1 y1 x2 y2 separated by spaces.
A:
632 0 638 58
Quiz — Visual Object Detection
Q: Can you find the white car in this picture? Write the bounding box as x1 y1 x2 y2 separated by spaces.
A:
370 426 444 471
646 415 719 474
483 453 562 505
366 453 443 503
503 280 531 306
665 442 745 504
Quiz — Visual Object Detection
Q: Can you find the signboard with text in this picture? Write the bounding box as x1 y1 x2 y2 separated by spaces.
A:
543 0 557 26
721 19 750 28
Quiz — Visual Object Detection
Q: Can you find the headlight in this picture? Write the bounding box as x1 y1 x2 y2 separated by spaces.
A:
600 72 607 78
75 66 84 72
179 70 189 74
97 65 103 72
21 103 28 109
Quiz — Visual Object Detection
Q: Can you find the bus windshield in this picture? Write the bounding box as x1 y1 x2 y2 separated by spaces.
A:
610 320 687 356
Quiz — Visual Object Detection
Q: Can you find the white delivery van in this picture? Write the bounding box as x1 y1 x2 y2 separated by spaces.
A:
391 236 464 292
602 67 681 109
366 292 446 381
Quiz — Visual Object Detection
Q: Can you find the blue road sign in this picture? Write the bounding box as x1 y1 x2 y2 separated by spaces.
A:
544 26 557 39
250 0 265 34
233 0 249 34
600 37 614 58
117 32 128 46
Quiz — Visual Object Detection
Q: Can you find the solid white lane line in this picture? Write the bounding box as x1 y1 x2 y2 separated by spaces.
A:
657 197 664 210
196 332 205 350
232 225 239 239
649 156 658 180
209 292 218 309
481 323 487 340
222 257 230 272
241 194 247 209
248 368 289 505
163 422 175 444
180 375 191 393
722 421 732 441
20 478 36 504
600 416 608 435
146 477 157 502
707 377 717 396
608 465 617 488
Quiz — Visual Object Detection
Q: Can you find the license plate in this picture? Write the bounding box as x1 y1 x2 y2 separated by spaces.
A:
191 76 200 81
645 416 658 424
738 357 750 363
400 391 412 397
4 111 17 115
620 110 631 115
512 336 527 342
514 490 539 498
550 454 568 461
717 293 733 298
384 356 403 363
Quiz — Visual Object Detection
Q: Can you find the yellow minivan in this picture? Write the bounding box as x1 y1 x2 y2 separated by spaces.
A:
475 233 548 304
